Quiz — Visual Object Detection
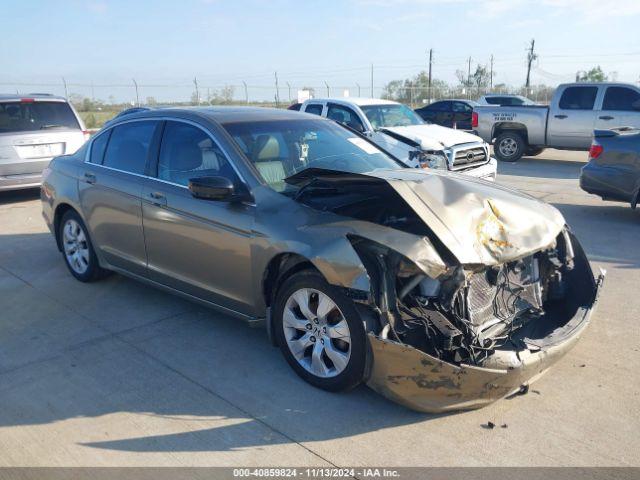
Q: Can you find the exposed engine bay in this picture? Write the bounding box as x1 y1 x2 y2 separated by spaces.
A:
348 232 585 368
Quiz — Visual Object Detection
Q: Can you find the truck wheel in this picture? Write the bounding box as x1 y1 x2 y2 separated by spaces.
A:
495 132 525 162
525 147 545 157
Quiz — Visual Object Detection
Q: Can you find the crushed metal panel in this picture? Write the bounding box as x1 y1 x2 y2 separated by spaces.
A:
365 271 602 414
302 219 448 280
368 169 566 265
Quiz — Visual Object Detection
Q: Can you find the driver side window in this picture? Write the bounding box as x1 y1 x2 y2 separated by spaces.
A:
157 121 240 187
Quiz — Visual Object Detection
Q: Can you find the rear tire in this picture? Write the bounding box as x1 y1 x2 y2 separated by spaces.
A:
273 270 367 392
494 132 526 162
59 210 109 282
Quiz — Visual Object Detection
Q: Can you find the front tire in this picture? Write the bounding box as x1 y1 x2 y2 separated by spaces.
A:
59 210 109 282
494 132 526 162
273 270 367 392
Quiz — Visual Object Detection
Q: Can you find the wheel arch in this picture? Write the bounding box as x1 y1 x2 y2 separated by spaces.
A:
262 252 320 309
492 122 529 145
53 203 79 251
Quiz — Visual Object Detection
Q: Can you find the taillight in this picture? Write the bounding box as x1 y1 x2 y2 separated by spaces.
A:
20 98 35 103
589 143 603 159
82 130 91 141
472 111 479 128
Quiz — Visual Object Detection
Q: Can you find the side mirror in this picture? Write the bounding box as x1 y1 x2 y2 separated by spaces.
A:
188 176 235 201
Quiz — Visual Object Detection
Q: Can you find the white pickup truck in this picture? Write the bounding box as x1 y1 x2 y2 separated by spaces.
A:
473 82 640 162
300 98 497 180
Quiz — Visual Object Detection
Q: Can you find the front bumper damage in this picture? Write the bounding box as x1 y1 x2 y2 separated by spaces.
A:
286 168 605 413
365 270 605 413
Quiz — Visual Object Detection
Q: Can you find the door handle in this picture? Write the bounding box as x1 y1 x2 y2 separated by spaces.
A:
83 172 96 184
554 115 568 119
599 115 614 120
148 191 167 206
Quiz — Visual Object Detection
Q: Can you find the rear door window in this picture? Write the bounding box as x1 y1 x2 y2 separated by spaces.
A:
304 104 324 116
453 102 472 112
0 101 80 133
602 87 640 111
89 130 111 164
102 121 157 175
559 87 598 110
428 101 451 111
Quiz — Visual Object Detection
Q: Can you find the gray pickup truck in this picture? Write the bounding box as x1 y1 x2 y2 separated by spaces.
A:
473 82 640 162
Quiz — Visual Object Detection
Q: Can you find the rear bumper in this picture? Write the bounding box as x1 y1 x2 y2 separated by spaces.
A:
580 162 634 203
0 173 42 191
367 272 604 413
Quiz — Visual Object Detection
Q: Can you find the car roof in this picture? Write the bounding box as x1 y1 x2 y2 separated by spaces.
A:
113 106 322 124
427 98 476 104
306 97 399 107
480 94 524 98
0 93 67 102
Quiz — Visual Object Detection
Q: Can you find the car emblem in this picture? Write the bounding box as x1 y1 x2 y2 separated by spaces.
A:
466 151 475 162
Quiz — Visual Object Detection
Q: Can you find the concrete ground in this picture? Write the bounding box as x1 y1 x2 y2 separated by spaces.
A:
0 150 638 467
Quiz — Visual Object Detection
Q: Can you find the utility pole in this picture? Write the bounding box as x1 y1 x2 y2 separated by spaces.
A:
242 81 248 103
286 82 291 102
274 72 280 107
193 77 199 105
91 81 95 101
370 64 374 97
356 83 361 96
62 77 68 99
324 81 330 97
132 78 139 106
467 57 472 99
525 38 537 88
427 48 433 103
490 54 494 89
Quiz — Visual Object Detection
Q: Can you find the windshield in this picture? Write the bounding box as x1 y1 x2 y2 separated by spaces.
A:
0 101 80 133
360 104 423 129
223 118 403 192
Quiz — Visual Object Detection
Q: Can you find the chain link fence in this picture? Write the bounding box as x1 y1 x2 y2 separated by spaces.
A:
0 79 556 128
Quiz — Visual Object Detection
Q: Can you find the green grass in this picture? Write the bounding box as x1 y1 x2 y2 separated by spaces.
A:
79 110 119 129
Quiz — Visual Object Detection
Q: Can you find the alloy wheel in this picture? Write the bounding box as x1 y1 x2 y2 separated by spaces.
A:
62 219 90 275
282 288 351 378
499 137 518 157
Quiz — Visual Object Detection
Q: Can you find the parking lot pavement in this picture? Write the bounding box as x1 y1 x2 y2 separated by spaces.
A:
0 149 638 467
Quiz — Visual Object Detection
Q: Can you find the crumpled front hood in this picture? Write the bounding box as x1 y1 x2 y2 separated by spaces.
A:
366 169 565 265
382 124 483 150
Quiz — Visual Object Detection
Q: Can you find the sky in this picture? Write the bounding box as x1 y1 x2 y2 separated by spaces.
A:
2 0 640 103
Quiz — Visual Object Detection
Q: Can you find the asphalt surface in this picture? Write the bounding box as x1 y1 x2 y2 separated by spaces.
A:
0 149 638 467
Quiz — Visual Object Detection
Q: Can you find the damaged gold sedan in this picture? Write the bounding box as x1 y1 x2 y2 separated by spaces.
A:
42 107 604 413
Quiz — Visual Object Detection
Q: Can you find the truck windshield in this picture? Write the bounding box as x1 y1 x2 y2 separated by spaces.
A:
360 104 424 129
0 101 80 133
223 118 403 192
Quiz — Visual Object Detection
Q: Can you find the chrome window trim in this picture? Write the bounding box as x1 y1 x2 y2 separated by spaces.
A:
83 116 250 190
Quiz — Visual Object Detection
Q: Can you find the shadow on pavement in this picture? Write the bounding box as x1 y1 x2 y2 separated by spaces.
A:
0 188 41 205
0 231 446 454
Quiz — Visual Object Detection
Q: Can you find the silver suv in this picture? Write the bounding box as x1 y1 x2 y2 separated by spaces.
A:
0 94 88 191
